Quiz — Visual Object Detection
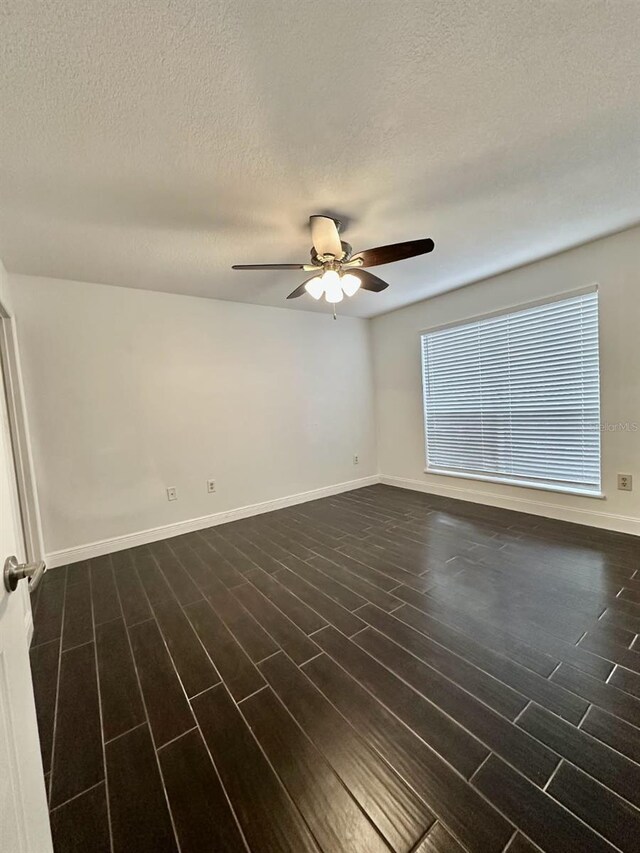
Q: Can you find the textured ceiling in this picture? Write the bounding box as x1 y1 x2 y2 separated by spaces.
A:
1 1 639 318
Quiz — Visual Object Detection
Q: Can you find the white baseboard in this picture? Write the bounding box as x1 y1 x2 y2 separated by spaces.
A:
45 475 381 567
380 474 640 537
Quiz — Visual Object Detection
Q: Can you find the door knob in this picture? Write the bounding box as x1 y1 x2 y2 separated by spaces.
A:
3 556 46 593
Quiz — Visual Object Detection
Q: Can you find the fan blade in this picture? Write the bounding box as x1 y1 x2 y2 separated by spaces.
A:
349 270 390 293
286 275 321 299
232 263 306 270
309 215 343 258
353 238 434 268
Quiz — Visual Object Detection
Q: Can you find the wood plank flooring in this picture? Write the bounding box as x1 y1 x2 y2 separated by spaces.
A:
29 484 640 852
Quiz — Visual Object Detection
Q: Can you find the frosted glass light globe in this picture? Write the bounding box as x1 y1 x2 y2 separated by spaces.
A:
341 273 361 297
305 276 325 300
322 270 343 303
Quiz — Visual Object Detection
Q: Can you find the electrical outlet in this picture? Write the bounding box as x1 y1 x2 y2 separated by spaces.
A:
618 474 633 491
166 487 177 501
207 478 216 494
353 455 359 465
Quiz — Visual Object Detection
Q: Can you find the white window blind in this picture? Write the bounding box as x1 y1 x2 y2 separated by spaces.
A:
421 289 601 495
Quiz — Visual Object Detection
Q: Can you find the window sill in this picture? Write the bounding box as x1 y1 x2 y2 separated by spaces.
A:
424 468 605 500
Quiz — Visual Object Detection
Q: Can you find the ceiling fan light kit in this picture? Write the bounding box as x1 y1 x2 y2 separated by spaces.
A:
232 215 434 315
302 267 361 303
316 269 343 303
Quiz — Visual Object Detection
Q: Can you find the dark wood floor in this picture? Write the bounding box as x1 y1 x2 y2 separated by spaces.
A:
29 484 640 853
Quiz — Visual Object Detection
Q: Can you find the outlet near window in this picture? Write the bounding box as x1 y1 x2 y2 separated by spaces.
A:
618 474 633 491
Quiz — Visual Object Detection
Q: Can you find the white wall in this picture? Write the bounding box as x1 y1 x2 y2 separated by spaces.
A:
371 226 640 535
9 275 376 558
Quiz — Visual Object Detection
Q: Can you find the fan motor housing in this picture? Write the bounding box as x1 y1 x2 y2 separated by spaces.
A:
310 240 352 266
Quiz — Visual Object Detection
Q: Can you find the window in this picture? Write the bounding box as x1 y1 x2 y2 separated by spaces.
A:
421 288 601 496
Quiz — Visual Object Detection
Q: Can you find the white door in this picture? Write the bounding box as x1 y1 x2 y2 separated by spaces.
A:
0 343 53 850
